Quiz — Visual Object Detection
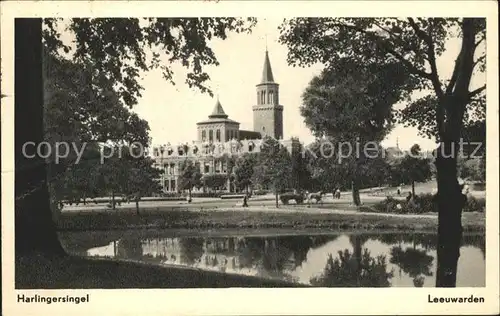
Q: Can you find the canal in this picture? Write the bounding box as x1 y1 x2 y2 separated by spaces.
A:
58 230 485 287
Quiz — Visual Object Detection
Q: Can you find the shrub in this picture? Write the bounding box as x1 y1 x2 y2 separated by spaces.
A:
372 197 406 214
472 182 486 191
412 194 436 213
190 192 222 198
253 190 268 196
159 192 182 198
463 196 486 213
371 194 485 214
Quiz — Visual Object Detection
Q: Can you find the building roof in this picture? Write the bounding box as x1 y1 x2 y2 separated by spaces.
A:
197 97 239 125
196 118 240 125
209 98 228 119
260 50 275 84
238 130 262 140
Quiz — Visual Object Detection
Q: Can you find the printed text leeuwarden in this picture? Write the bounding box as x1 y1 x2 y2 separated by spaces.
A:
428 294 484 303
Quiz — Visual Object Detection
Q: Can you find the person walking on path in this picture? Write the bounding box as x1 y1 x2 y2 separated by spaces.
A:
335 188 341 199
242 194 249 207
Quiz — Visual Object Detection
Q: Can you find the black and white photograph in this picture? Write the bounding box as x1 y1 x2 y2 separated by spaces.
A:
1 1 498 315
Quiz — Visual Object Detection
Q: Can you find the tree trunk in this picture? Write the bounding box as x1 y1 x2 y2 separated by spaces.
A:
435 141 466 287
351 157 361 206
135 200 139 215
111 190 116 210
349 235 363 286
411 181 415 197
15 18 66 256
433 19 477 287
275 192 279 208
351 180 361 206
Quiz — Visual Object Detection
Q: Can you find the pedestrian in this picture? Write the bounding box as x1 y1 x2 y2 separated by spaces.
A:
463 182 470 195
406 191 412 202
335 188 341 199
242 194 248 207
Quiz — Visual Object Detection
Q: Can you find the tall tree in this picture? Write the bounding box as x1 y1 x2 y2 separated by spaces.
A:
16 18 255 257
43 50 152 214
307 138 349 194
300 58 410 205
289 139 313 191
258 137 293 208
397 144 432 197
122 155 162 215
279 18 486 287
178 160 202 201
233 154 256 194
201 173 228 193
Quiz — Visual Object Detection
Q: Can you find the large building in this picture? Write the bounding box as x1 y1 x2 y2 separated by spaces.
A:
151 50 299 193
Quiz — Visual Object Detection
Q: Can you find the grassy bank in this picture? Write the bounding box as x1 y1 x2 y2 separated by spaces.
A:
16 253 305 289
57 206 485 232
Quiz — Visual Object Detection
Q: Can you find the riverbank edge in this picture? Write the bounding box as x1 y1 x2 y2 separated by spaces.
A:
57 206 486 233
15 253 306 289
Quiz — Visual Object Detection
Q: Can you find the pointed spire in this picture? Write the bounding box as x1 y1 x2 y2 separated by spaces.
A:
260 50 274 84
209 97 228 119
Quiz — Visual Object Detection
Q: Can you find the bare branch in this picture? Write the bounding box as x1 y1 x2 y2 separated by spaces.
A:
372 21 400 39
472 54 486 69
474 36 485 48
333 23 433 80
446 54 461 95
469 85 486 98
408 18 432 44
408 18 444 101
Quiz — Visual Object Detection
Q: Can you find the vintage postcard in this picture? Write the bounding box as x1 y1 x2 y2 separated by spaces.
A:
1 1 499 315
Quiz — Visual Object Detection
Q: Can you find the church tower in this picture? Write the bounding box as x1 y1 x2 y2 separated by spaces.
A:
253 50 283 139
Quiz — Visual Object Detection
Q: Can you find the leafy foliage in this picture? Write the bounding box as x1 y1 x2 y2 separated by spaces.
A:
202 173 228 192
310 250 393 287
279 18 486 142
43 18 256 107
233 154 256 192
390 246 434 282
301 59 412 142
257 137 293 194
289 139 313 191
178 160 202 197
392 145 432 192
121 155 162 212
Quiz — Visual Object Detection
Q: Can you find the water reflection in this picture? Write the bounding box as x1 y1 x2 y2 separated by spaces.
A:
310 235 393 287
60 231 485 287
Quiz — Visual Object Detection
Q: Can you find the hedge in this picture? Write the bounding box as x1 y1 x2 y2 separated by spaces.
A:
366 194 485 214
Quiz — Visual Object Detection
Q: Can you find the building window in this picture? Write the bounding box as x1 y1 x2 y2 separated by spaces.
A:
226 131 230 142
202 130 206 141
257 92 260 105
209 130 213 142
260 91 265 104
204 164 210 173
269 90 274 104
216 129 221 142
248 141 255 152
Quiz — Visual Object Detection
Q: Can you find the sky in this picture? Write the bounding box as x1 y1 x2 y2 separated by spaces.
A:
59 18 485 151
